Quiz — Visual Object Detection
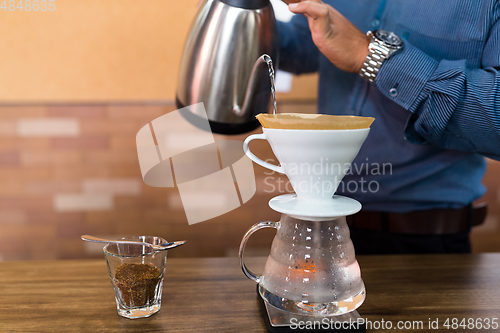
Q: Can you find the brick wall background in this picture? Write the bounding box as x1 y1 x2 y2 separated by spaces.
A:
0 103 497 260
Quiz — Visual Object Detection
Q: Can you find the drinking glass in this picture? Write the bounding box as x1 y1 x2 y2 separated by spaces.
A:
103 236 168 319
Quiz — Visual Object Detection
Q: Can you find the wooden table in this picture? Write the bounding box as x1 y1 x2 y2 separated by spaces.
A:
1 254 500 332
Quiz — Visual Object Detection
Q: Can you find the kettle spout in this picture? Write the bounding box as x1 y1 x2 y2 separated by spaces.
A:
233 54 274 117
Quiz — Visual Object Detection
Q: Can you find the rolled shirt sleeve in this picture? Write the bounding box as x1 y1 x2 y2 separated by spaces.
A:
375 4 500 159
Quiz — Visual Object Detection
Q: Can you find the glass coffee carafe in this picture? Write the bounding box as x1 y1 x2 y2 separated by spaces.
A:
239 113 375 317
239 214 365 316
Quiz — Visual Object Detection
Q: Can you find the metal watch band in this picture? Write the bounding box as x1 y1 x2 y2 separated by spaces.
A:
359 38 389 83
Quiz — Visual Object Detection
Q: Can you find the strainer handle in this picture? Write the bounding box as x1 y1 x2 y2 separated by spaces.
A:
239 221 279 283
243 133 285 174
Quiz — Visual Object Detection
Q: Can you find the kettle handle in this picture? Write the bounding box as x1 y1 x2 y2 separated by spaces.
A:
239 221 280 283
243 134 285 174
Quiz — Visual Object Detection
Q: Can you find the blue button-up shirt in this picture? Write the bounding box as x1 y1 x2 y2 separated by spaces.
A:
278 0 500 212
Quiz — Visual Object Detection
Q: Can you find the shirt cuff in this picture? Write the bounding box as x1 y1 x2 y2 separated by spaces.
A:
374 41 439 112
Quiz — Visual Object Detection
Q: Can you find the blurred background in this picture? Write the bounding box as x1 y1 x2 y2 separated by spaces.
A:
0 0 498 260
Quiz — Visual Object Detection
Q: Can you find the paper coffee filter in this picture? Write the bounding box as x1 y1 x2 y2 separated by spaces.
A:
256 113 374 130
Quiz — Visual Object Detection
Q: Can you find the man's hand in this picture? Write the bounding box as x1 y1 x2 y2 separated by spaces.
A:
288 0 369 73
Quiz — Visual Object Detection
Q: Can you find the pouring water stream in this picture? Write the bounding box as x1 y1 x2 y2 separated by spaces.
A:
262 54 277 115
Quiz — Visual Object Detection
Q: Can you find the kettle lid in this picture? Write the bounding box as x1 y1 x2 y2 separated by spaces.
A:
219 0 270 10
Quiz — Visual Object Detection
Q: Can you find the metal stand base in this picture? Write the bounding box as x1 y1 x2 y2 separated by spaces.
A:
257 286 367 332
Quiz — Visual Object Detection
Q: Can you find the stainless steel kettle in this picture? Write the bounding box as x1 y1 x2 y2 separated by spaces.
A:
176 0 278 134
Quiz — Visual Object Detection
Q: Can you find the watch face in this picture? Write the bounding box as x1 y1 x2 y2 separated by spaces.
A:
375 30 403 47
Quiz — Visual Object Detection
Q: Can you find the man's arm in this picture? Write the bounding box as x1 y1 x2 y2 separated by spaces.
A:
376 27 500 160
290 0 500 159
288 0 368 73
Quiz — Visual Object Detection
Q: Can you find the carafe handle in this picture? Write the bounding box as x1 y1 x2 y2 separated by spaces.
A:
239 221 279 283
243 134 285 174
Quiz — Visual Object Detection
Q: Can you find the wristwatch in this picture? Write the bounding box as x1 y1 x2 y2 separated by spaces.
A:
359 30 404 83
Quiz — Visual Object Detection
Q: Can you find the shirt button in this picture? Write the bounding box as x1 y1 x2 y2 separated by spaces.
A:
389 88 398 97
371 19 380 28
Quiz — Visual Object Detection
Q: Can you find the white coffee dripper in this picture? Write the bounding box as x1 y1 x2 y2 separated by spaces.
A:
244 127 369 218
239 125 370 317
